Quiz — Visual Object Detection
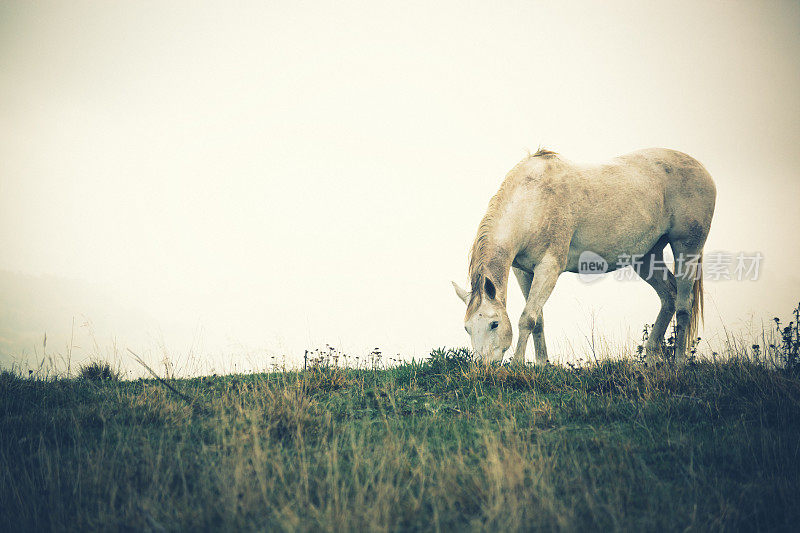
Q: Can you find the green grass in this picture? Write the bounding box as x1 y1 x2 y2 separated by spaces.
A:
2 351 800 532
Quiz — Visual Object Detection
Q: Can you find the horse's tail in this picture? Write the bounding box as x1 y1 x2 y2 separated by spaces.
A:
688 252 704 348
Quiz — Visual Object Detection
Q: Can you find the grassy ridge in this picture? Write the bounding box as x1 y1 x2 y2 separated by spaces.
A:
2 352 800 532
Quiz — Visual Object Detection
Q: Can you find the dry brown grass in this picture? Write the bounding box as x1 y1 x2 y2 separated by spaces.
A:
1 351 799 531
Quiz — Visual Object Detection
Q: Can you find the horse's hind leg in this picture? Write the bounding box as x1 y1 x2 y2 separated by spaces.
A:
669 239 705 363
636 246 677 364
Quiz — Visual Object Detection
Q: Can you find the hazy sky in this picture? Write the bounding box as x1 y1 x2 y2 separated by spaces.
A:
2 1 799 373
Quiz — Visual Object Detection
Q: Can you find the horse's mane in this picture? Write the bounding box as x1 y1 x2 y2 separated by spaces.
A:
531 147 558 158
466 228 492 316
467 215 512 316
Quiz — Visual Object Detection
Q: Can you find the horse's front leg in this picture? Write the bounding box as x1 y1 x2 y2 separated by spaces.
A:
512 254 564 366
511 267 533 365
531 313 546 364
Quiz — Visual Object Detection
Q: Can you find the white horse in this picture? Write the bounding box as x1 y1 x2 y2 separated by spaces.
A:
453 148 716 365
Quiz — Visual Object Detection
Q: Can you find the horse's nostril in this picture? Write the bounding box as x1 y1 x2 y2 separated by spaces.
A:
490 321 499 330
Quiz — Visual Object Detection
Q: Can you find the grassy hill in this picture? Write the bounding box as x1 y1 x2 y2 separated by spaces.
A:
2 351 799 531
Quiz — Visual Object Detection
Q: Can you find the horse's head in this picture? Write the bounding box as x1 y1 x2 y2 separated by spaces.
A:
452 277 512 363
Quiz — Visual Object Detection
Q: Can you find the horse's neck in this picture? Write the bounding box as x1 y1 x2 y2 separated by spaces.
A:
477 237 514 304
473 174 539 303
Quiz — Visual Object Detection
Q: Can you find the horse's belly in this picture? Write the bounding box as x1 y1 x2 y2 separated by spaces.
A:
564 215 668 273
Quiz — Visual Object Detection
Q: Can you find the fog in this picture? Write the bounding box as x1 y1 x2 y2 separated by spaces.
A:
2 1 799 374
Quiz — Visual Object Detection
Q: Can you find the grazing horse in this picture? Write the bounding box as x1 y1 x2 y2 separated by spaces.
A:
453 148 716 365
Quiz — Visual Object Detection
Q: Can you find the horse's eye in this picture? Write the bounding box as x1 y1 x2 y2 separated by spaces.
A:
490 321 499 330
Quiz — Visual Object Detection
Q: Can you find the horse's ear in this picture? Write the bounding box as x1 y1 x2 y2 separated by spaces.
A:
484 277 496 300
451 281 470 305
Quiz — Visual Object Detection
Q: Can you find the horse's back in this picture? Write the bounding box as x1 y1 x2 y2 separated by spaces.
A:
620 148 716 246
617 148 715 197
551 148 716 270
603 148 716 230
